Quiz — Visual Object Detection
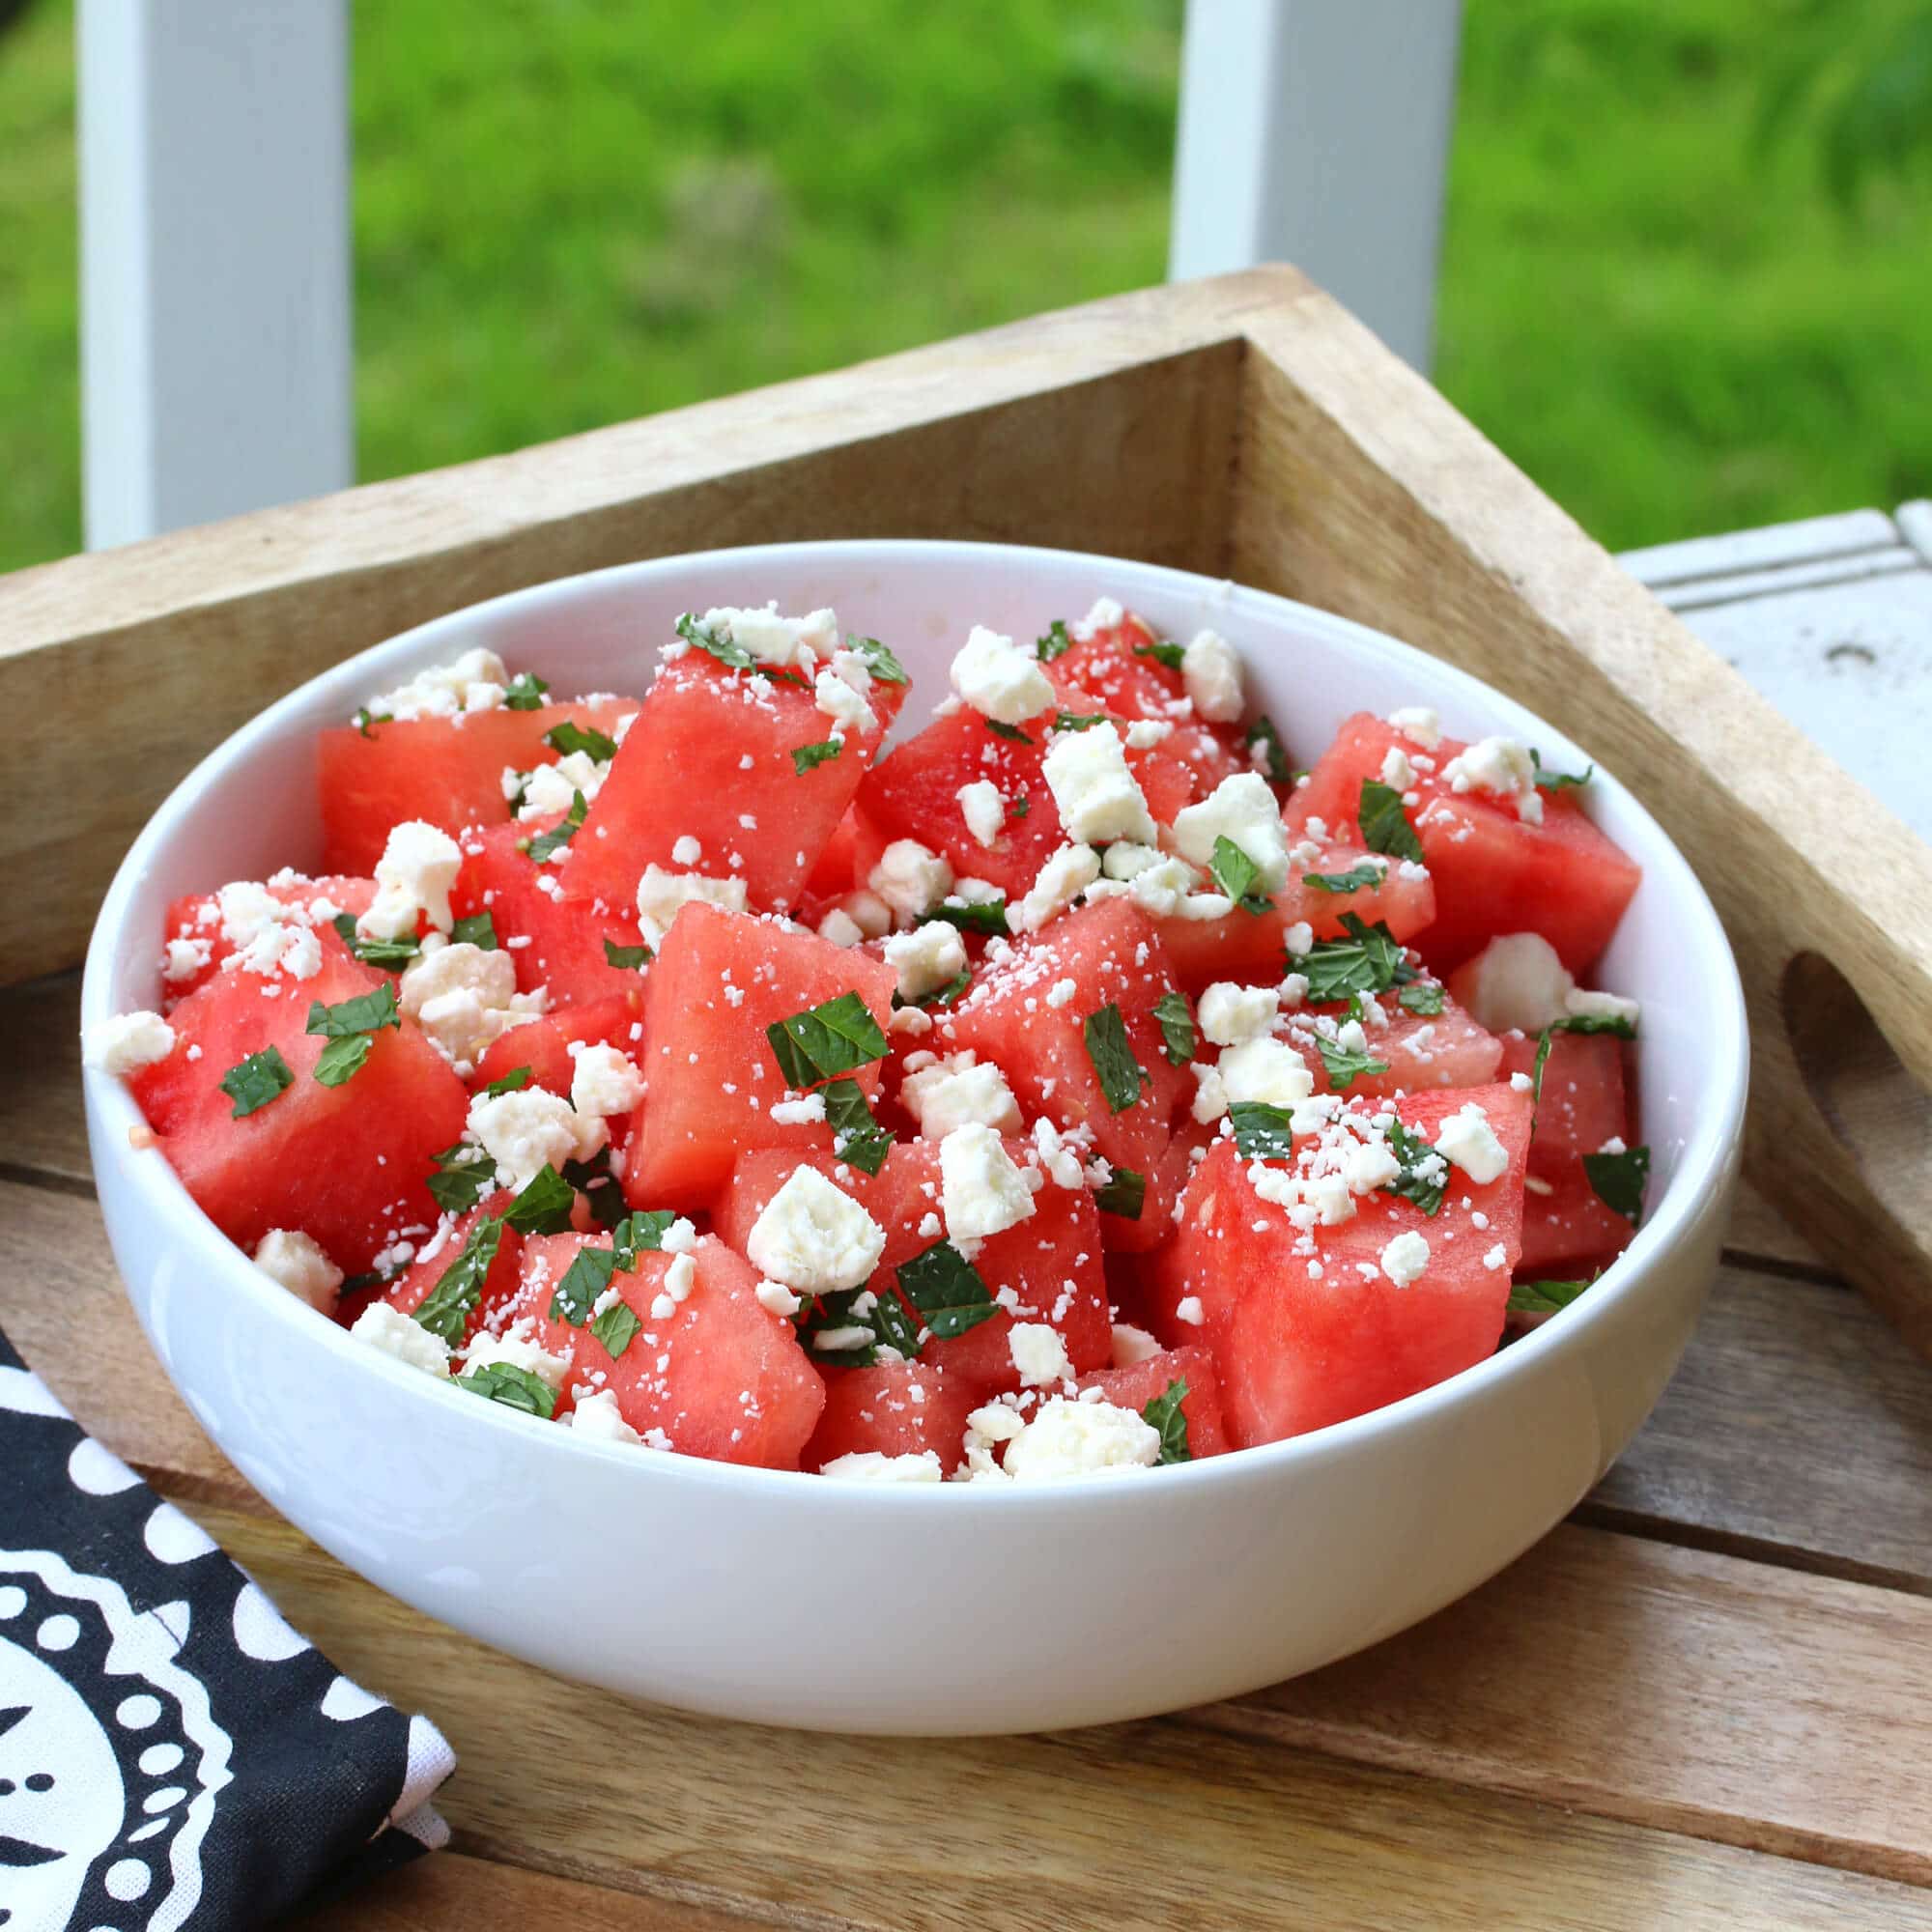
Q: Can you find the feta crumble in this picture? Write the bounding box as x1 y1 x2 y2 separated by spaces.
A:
1180 628 1244 724
950 625 1055 724
901 1053 1022 1139
1198 980 1279 1046
1001 1396 1160 1481
1380 1230 1431 1288
1041 721 1156 846
570 1389 643 1445
868 838 954 924
939 1123 1037 1238
1009 1321 1072 1387
83 1009 175 1077
252 1229 343 1310
635 865 749 948
956 779 1007 849
350 1301 451 1376
1170 773 1291 893
821 1450 945 1483
1435 1102 1510 1185
882 920 970 1004
746 1166 887 1294
360 820 465 940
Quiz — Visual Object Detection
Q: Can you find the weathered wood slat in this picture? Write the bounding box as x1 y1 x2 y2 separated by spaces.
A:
188 1501 1932 1927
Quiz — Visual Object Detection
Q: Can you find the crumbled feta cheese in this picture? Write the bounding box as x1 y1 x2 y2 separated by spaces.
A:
1435 1102 1510 1185
364 646 511 722
350 1301 450 1376
1455 932 1574 1035
1189 1062 1229 1124
1128 857 1202 920
1174 1294 1205 1326
816 907 866 948
570 1042 644 1120
1565 987 1640 1027
754 1279 803 1318
939 1122 1037 1238
360 820 464 940
902 1053 1022 1139
1171 773 1291 892
1198 981 1279 1046
162 935 213 983
868 838 954 923
1342 1137 1402 1195
814 665 877 736
463 1331 571 1392
670 834 703 867
882 920 970 1003
696 602 838 668
635 865 748 947
1380 1231 1431 1288
519 749 610 822
1180 628 1244 723
399 941 538 1074
768 1093 828 1126
1042 722 1156 846
1388 705 1441 750
1002 1396 1159 1480
746 1165 887 1294
570 1389 643 1445
1070 596 1125 639
1483 1243 1509 1271
1012 843 1100 933
956 780 1007 849
251 1229 343 1310
467 1086 603 1192
1099 841 1162 881
1045 978 1077 1009
1216 1037 1315 1109
1379 745 1417 791
950 625 1054 724
1124 718 1172 750
1440 735 1544 824
1030 1117 1089 1190
1110 1323 1162 1367
83 1009 175 1077
821 1450 945 1483
1009 1321 1072 1387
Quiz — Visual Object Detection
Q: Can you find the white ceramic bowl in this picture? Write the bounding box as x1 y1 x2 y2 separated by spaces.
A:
82 540 1747 1735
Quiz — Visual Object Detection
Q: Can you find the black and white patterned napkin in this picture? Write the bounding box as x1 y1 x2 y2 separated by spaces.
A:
0 1329 454 1930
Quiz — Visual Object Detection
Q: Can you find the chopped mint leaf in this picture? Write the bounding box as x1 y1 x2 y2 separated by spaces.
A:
1208 835 1274 915
1583 1144 1650 1226
796 1289 884 1366
1508 1278 1593 1316
503 1163 577 1236
353 705 390 737
896 1239 999 1340
1036 618 1072 662
452 911 498 951
925 897 1009 937
603 937 652 970
1152 988 1195 1066
1552 1011 1637 1040
1399 980 1446 1017
458 1360 556 1419
412 1216 504 1344
1229 1100 1296 1162
564 1148 628 1228
1531 749 1594 790
791 738 843 776
1302 860 1386 895
1133 639 1187 672
1358 779 1426 863
1299 913 1406 1004
587 1298 642 1359
219 1046 294 1119
1052 711 1108 733
426 1141 495 1216
1315 1035 1388 1091
482 1065 531 1096
611 1209 677 1265
305 982 401 1039
985 720 1033 744
523 789 586 864
823 1077 894 1178
1380 1119 1448 1216
550 1244 616 1326
1082 1003 1145 1114
1244 714 1292 786
502 670 550 710
1009 793 1031 819
766 991 890 1089
870 1289 923 1360
330 912 419 970
847 634 909 685
313 1035 375 1086
1142 1377 1191 1463
675 611 756 671
921 966 973 1009
1093 1165 1147 1220
543 720 618 762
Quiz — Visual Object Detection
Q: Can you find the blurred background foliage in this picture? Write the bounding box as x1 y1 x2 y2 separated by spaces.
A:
1 0 1927 573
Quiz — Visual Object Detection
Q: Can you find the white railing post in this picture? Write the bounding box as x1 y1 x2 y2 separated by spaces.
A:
1169 0 1463 373
78 0 353 550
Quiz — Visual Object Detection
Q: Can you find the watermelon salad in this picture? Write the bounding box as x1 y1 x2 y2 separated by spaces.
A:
85 597 1650 1484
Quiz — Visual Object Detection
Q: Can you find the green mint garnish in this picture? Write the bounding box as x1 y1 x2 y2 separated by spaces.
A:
985 720 1033 744
791 739 843 776
330 912 419 971
219 1045 295 1119
1302 861 1386 895
1244 715 1292 786
543 720 618 762
603 937 652 970
1315 1035 1388 1091
523 789 586 864
823 1078 894 1177
1082 1003 1145 1114
1358 779 1425 863
1093 1165 1147 1220
1208 836 1274 915
412 1216 504 1343
896 1240 999 1341
766 992 890 1090
1152 988 1195 1066
1133 639 1186 672
1299 913 1406 1004
847 635 909 685
503 1164 577 1236
1583 1145 1650 1226
1531 749 1593 791
1036 619 1072 662
1229 1101 1296 1162
457 1360 556 1418
1379 1119 1448 1217
1508 1278 1593 1315
1398 980 1445 1017
925 897 1009 937
502 670 550 710
1142 1377 1192 1463
451 911 497 950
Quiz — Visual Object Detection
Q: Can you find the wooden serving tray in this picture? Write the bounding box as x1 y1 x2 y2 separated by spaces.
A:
4 270 1931 1924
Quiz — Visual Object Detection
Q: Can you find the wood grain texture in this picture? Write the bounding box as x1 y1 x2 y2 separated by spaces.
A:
0 970 88 1184
189 1502 1932 1929
0 273 1282 983
1228 279 1932 1351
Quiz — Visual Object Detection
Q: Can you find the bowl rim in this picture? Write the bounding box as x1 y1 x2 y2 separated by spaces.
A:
80 536 1751 1506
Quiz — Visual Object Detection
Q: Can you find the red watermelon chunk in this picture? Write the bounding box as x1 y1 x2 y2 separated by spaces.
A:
469 992 644 1096
623 903 897 1211
804 1359 982 1472
935 899 1187 1217
319 699 634 876
521 1232 824 1467
158 873 376 1003
1080 1342 1231 1459
380 1193 525 1340
562 650 904 917
1161 1083 1532 1447
1286 989 1503 1097
1497 1031 1636 1275
1287 712 1640 974
131 950 472 1272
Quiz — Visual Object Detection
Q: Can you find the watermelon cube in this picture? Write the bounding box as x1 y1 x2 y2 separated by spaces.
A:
1080 1342 1231 1460
804 1358 983 1472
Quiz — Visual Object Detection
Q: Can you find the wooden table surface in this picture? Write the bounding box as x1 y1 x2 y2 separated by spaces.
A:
5 507 1930 1930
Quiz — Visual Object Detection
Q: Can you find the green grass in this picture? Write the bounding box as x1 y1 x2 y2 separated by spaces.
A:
1 0 1927 572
